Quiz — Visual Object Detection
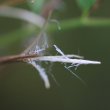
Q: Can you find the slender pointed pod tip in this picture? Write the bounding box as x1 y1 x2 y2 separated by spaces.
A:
93 61 101 64
25 43 101 88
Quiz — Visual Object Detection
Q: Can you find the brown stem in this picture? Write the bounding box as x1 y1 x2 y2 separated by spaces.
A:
0 54 38 64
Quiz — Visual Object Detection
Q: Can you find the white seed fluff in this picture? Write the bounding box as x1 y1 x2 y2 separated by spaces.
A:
27 45 101 88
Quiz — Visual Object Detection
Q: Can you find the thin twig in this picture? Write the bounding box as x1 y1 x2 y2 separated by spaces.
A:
0 54 37 64
48 18 110 32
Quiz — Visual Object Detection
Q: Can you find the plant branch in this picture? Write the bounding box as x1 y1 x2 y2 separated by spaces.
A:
0 54 37 64
1 17 110 46
48 17 110 32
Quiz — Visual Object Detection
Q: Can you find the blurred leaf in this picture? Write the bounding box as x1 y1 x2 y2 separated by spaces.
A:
0 27 36 47
27 0 45 13
76 0 96 12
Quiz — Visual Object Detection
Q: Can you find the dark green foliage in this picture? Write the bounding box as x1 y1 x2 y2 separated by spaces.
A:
76 0 96 12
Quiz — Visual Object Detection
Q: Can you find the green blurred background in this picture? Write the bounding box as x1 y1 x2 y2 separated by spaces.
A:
0 0 110 110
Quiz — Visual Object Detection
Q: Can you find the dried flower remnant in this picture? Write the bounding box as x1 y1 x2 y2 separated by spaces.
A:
0 26 101 89
0 1 101 89
24 37 101 88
